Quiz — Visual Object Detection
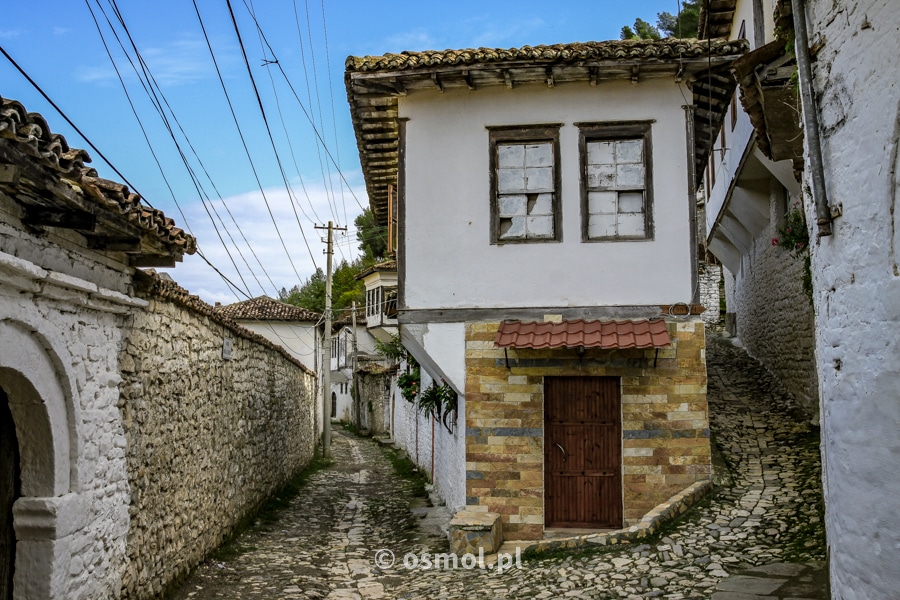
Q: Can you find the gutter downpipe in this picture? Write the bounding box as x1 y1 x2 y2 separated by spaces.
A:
791 0 833 237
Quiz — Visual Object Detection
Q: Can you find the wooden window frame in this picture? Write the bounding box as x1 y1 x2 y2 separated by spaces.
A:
488 124 563 244
577 121 655 242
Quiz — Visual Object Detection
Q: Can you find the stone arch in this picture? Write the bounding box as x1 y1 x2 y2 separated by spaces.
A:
0 320 79 599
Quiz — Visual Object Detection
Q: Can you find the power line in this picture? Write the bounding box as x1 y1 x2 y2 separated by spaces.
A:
95 0 274 298
223 0 321 277
238 2 367 214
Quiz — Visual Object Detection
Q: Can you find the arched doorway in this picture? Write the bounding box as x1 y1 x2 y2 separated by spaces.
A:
0 387 18 600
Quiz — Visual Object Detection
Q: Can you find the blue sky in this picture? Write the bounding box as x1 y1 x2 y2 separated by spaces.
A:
1 0 681 304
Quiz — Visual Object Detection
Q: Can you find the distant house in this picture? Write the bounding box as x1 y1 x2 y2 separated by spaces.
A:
328 306 380 426
214 296 320 373
347 37 745 540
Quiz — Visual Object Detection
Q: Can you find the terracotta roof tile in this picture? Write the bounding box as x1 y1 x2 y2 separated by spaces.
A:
494 319 671 350
215 296 319 322
346 38 747 73
0 97 196 256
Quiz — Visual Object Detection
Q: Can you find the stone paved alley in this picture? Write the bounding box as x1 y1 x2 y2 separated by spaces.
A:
170 333 826 600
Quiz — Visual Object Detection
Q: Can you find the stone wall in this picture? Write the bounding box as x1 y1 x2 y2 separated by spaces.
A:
118 275 317 599
464 320 709 540
804 1 900 597
698 262 722 326
356 367 392 435
723 182 819 421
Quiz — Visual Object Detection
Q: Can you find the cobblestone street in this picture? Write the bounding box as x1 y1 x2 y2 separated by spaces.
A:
170 333 826 600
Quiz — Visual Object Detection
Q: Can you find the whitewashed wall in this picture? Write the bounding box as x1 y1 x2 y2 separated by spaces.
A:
389 361 466 514
401 80 696 310
237 321 318 373
804 1 900 597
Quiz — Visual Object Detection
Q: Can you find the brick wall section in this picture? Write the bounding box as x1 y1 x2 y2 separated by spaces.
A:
464 320 709 540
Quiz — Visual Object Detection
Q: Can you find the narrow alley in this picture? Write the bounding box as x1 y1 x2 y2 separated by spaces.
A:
171 333 826 600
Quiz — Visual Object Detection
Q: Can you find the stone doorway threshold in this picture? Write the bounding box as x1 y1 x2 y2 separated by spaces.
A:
543 527 616 539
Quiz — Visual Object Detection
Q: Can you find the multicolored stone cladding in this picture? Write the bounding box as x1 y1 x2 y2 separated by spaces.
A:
464 319 709 541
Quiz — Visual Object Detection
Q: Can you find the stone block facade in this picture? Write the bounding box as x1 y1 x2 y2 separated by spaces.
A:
464 320 709 541
118 278 317 599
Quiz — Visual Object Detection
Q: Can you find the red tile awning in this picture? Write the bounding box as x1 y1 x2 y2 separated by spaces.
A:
494 319 671 350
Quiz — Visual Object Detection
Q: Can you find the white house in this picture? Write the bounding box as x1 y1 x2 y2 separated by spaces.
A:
347 38 746 541
328 308 380 426
701 0 819 420
214 296 320 372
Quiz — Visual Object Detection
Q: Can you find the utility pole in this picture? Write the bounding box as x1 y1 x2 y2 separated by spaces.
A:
315 221 346 458
351 300 361 432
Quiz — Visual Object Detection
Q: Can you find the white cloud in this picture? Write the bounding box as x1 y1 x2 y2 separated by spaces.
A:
383 29 437 52
158 175 367 306
0 29 25 40
76 34 217 87
53 27 71 36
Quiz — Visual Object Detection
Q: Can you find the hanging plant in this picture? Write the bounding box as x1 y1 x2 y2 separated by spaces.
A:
772 205 809 256
441 385 458 434
416 382 444 418
397 364 420 403
771 203 814 305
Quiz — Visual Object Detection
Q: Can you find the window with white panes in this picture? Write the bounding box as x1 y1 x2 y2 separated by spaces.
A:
579 122 653 241
489 125 561 243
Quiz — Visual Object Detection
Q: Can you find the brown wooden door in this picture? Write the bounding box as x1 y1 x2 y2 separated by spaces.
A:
0 388 19 599
544 376 621 528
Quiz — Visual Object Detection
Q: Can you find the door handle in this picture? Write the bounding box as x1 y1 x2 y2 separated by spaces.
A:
554 443 567 462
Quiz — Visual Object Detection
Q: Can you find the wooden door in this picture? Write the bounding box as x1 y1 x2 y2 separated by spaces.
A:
0 388 19 599
544 376 622 528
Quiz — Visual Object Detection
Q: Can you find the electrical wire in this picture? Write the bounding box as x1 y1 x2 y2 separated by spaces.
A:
223 0 320 276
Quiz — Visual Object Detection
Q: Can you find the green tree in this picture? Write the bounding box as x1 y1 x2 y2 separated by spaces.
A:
355 208 388 260
657 0 701 38
621 18 661 40
621 1 701 41
279 259 367 315
279 207 389 315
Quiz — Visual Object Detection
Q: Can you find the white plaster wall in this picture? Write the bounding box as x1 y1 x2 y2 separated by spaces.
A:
804 1 900 597
0 249 133 600
388 360 466 513
237 321 318 372
401 80 695 310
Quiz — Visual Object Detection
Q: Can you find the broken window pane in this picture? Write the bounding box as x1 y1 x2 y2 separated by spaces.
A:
618 191 644 213
499 194 528 217
529 193 554 215
499 216 526 239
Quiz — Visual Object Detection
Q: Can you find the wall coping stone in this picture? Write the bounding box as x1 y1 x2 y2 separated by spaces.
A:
134 269 314 375
525 480 713 554
0 248 148 313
